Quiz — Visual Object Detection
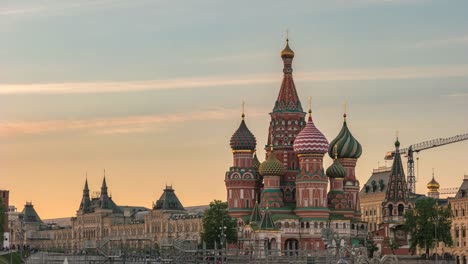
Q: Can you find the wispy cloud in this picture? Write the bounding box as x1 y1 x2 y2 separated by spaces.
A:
2 64 468 95
405 35 468 49
0 0 153 18
202 51 272 63
0 108 266 137
442 93 468 98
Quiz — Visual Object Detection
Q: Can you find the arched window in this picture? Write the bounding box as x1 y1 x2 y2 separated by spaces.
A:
398 204 404 216
388 204 394 216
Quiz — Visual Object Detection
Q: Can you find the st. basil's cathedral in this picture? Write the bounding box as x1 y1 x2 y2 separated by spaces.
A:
225 39 368 252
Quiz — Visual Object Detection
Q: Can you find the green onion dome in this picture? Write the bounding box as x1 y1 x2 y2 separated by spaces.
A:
328 114 362 159
326 159 346 178
252 152 261 170
258 151 286 176
230 118 256 151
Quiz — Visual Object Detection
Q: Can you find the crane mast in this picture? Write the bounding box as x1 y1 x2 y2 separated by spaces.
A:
385 132 468 194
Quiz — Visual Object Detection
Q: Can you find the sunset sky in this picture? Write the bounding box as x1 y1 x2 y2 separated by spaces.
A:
1 0 468 219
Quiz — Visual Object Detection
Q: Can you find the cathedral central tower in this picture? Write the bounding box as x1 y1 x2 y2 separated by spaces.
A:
266 39 306 203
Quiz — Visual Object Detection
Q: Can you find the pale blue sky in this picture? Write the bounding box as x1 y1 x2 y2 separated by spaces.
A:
1 0 467 218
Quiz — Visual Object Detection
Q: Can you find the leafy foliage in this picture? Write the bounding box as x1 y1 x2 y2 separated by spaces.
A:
403 198 453 256
366 239 378 258
389 238 400 254
200 200 237 249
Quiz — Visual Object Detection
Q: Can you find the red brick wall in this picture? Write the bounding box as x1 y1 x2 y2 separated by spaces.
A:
0 190 9 232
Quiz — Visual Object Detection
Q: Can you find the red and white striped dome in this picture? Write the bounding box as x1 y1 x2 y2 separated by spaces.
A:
293 116 329 154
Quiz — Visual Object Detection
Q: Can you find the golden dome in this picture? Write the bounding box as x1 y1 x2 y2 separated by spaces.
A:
427 176 440 191
281 39 295 58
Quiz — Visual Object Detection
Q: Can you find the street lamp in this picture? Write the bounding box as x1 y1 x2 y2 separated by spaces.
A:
218 224 227 264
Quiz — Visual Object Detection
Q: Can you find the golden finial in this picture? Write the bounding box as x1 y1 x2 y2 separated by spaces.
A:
333 145 338 160
343 101 347 121
308 96 312 117
241 100 245 120
432 168 435 178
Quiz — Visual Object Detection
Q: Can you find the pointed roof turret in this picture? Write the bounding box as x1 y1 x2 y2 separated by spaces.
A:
252 152 261 170
259 207 275 230
154 185 185 211
78 177 91 213
101 172 108 196
383 137 410 203
98 174 122 213
22 202 42 224
249 202 262 224
328 106 362 159
273 38 303 113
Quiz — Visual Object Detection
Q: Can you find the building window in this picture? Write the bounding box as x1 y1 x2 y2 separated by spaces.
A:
240 189 244 199
463 209 465 216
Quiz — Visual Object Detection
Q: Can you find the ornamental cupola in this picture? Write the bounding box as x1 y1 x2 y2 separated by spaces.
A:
326 147 346 179
427 175 440 191
258 148 286 176
293 99 329 155
328 111 362 159
427 169 440 199
230 102 256 151
273 38 303 113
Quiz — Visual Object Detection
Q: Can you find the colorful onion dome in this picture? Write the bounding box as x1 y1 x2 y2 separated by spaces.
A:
252 152 261 170
258 150 285 176
293 110 329 155
230 116 256 151
326 147 346 178
281 39 295 58
328 114 362 159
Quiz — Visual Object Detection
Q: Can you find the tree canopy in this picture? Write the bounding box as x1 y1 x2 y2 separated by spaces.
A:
200 200 237 249
403 198 453 256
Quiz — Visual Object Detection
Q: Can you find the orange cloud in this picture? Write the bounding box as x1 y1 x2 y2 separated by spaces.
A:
0 108 267 137
2 64 468 95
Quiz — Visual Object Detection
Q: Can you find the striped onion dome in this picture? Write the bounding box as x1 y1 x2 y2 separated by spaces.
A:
258 151 286 176
328 114 362 159
230 118 256 151
326 159 346 178
293 115 329 154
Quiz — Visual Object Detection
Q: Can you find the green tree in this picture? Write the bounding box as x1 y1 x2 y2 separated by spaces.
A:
403 198 453 257
365 239 378 258
389 238 400 255
200 200 237 249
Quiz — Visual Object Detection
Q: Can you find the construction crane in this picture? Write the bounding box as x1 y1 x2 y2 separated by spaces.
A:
384 133 468 194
